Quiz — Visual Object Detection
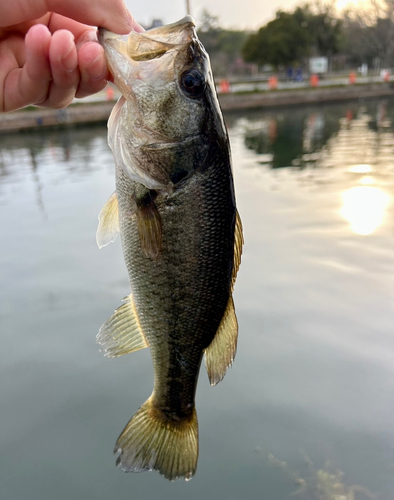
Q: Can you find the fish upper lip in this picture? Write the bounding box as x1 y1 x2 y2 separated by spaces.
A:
97 16 196 52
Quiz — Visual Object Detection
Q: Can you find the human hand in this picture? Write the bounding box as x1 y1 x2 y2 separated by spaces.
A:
0 0 143 112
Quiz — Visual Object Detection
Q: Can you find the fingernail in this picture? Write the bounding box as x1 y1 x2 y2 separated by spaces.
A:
125 14 145 32
87 53 106 80
132 22 145 33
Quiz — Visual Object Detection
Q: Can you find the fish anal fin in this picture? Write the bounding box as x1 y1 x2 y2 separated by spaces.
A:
136 195 162 260
97 294 148 358
96 192 120 249
232 209 244 290
204 296 238 386
115 396 198 481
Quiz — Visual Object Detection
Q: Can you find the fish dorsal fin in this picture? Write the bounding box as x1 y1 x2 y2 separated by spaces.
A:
232 209 243 291
204 296 238 386
96 192 120 249
204 210 243 385
97 294 149 357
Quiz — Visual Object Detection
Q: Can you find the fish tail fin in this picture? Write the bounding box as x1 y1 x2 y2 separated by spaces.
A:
114 396 198 481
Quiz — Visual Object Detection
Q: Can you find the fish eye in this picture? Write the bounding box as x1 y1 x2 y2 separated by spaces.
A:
180 69 205 98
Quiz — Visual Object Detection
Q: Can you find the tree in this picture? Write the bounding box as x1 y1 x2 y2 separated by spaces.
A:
242 3 343 68
342 0 394 67
197 10 248 76
304 2 343 56
199 9 220 33
242 9 311 68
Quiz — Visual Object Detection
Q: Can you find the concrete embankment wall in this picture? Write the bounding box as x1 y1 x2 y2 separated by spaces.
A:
1 83 393 133
0 102 114 133
218 83 394 111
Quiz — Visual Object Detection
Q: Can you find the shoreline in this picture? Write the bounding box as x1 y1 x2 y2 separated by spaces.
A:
1 82 393 133
218 82 394 111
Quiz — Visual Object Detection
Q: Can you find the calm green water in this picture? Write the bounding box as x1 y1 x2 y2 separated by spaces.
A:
1 98 394 499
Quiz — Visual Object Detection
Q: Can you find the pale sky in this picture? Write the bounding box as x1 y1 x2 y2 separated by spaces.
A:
124 0 358 30
124 0 311 30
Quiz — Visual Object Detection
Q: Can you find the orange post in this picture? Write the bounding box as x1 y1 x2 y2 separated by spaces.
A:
349 72 356 84
268 75 278 90
310 74 319 87
219 79 230 93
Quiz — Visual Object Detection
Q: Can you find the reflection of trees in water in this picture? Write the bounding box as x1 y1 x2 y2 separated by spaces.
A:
310 103 394 177
0 124 109 214
242 105 343 168
240 100 392 169
28 147 47 217
240 99 394 236
0 151 8 178
0 123 107 161
0 124 108 182
37 126 108 174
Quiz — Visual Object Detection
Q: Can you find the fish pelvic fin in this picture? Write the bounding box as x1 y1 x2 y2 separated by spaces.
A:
204 295 238 386
97 294 148 357
96 192 120 249
231 209 244 291
114 397 198 481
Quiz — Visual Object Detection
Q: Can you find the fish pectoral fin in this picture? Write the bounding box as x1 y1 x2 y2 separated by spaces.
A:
231 209 244 291
204 295 238 386
96 191 120 249
97 294 148 357
136 193 162 260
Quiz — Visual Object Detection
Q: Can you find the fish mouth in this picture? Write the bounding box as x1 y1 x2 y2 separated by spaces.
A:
98 16 196 66
98 17 198 98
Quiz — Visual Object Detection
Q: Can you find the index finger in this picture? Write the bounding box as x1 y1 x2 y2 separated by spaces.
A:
0 0 143 33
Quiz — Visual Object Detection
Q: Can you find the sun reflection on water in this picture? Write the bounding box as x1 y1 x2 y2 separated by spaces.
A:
348 164 372 173
341 186 390 235
358 176 375 185
241 103 394 237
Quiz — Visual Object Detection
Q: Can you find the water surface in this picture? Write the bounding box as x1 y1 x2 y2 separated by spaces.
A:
1 99 394 499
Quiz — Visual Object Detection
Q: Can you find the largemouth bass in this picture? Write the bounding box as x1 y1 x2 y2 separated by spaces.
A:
96 16 243 481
